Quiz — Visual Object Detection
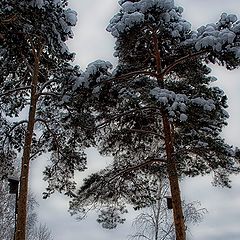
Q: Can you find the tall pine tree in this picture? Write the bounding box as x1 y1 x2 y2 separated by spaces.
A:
0 1 94 239
69 1 240 240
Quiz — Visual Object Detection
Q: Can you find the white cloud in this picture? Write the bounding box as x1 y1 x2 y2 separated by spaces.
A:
68 0 119 68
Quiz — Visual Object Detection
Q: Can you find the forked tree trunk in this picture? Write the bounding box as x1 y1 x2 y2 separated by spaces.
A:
15 48 41 240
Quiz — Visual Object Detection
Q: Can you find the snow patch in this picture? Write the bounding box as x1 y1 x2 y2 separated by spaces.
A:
73 60 113 90
64 9 77 26
180 113 188 122
191 97 216 111
30 0 45 8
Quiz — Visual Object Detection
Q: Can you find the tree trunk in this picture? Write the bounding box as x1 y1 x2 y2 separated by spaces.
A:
15 51 40 240
152 28 186 240
162 113 186 240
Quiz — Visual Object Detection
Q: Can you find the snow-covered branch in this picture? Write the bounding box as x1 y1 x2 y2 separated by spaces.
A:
39 79 58 93
37 92 61 98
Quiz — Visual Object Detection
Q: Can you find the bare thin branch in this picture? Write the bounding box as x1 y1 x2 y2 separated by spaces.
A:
129 234 152 240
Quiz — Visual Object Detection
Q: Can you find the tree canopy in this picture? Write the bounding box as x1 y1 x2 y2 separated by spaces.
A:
1 1 240 240
0 1 95 239
68 1 240 239
0 0 95 198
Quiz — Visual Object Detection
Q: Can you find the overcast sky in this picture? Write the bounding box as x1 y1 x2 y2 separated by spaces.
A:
30 1 240 240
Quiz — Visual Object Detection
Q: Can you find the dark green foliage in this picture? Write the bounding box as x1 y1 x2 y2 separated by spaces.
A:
0 1 95 197
69 0 240 228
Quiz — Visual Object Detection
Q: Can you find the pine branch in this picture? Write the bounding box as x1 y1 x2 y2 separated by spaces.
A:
29 133 45 160
0 86 31 98
37 92 61 98
109 158 166 183
162 50 208 77
1 120 28 154
1 14 18 24
34 118 70 179
39 79 58 93
20 53 34 75
107 70 158 83
96 106 162 129
123 128 164 139
34 118 62 157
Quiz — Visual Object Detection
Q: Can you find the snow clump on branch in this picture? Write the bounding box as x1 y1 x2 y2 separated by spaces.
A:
30 0 44 8
73 60 113 90
183 12 240 58
150 87 222 122
150 87 188 122
107 0 189 38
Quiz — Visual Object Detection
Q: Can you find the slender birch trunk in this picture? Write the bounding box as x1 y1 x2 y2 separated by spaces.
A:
154 183 162 240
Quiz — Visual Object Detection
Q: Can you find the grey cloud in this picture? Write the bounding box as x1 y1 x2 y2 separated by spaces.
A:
182 175 240 240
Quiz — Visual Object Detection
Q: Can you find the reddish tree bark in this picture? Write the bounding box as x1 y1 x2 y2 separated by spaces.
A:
15 44 42 240
152 29 186 240
162 113 186 240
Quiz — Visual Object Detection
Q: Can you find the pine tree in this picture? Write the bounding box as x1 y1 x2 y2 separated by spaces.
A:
69 1 240 240
0 1 94 239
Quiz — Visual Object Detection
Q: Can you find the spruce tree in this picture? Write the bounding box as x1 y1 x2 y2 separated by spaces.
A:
69 1 240 240
0 1 94 239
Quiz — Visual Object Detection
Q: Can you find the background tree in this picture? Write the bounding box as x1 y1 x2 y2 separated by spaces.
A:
129 180 207 240
0 179 53 240
0 180 15 240
68 1 240 240
0 1 94 239
69 160 206 238
31 224 54 240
